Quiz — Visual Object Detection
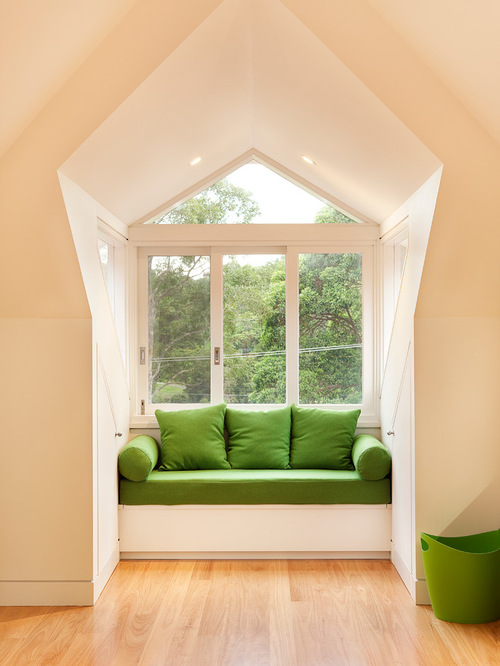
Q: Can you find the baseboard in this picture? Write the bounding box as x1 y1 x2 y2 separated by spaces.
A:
415 578 431 605
120 550 391 560
0 544 120 607
93 542 120 603
0 580 94 606
391 546 430 605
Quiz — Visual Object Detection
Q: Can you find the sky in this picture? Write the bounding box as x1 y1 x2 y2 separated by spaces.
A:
225 162 325 224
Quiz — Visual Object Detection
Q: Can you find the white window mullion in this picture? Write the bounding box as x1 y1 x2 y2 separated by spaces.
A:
210 251 224 404
137 248 150 413
286 248 299 404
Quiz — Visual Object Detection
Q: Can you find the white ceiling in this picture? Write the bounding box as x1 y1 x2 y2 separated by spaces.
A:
61 0 439 225
3 0 499 224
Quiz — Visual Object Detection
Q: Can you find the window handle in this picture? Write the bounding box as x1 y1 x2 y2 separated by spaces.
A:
214 347 221 365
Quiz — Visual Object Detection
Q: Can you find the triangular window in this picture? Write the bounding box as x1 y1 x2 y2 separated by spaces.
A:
148 163 359 225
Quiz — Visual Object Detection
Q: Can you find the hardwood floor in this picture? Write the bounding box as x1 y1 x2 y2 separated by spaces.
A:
0 560 498 665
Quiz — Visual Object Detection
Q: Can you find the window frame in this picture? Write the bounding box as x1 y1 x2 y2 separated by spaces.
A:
133 227 378 425
97 223 128 369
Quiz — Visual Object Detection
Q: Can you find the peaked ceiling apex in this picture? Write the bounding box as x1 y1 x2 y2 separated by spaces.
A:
61 0 440 226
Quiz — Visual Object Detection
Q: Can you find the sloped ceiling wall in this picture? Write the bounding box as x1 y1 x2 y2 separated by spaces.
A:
365 0 500 146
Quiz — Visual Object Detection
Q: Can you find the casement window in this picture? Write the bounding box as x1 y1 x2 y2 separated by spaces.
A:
98 225 128 367
135 241 376 421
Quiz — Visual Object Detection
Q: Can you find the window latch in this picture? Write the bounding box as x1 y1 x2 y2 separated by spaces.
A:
214 347 220 365
140 347 146 365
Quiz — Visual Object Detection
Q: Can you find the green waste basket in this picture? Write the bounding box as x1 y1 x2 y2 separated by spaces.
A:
420 529 500 623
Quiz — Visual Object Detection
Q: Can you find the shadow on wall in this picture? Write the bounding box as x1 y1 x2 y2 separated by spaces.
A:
442 481 500 537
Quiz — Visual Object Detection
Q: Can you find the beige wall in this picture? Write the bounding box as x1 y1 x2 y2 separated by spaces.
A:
0 0 223 604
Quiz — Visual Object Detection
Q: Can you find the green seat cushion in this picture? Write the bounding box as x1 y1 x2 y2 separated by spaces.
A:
156 404 230 471
226 406 291 469
290 405 361 470
119 469 391 505
118 435 159 482
352 434 391 480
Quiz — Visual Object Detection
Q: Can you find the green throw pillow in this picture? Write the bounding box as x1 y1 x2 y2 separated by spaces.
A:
226 406 291 469
156 404 229 471
118 435 159 482
290 405 361 470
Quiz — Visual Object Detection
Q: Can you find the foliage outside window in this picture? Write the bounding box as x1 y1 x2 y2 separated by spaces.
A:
147 251 362 406
138 166 373 416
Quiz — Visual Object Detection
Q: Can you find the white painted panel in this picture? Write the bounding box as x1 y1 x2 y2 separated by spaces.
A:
97 359 119 574
390 358 413 574
119 505 391 554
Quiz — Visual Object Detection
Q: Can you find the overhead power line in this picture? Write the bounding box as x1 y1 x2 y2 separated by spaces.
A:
152 343 361 363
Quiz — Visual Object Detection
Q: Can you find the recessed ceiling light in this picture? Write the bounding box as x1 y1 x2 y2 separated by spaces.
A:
301 155 317 166
189 156 202 166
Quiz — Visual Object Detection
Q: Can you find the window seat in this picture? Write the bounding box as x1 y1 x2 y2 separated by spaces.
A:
117 421 392 558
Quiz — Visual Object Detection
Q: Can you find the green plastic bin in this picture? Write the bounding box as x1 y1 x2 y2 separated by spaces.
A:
421 529 500 623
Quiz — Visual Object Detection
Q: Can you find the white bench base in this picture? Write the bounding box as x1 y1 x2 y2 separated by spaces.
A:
118 504 392 558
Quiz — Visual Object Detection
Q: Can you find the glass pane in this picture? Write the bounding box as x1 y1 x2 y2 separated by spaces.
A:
223 254 286 404
149 163 359 225
98 239 115 312
299 253 362 404
148 255 210 404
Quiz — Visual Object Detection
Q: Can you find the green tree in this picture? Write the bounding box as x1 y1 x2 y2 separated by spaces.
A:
149 255 211 402
223 257 286 403
314 205 357 224
298 253 362 403
154 179 260 225
252 252 362 404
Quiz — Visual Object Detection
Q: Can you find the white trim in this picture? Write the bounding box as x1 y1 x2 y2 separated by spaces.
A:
379 215 409 241
93 543 120 603
286 249 299 404
129 223 379 245
211 251 223 403
97 217 128 244
121 551 390 560
96 206 129 240
391 545 431 605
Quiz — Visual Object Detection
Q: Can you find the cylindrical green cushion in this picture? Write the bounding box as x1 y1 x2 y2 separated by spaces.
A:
118 435 159 482
352 434 391 480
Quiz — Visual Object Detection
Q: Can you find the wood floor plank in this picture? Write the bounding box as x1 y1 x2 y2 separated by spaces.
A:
0 560 498 666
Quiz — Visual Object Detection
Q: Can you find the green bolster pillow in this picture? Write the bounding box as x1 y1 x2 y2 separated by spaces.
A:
118 435 159 482
352 434 391 481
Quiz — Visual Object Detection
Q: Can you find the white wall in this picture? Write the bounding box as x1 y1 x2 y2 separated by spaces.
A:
380 170 441 601
59 175 130 600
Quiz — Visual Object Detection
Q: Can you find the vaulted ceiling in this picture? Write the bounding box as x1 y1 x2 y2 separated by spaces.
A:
2 0 498 225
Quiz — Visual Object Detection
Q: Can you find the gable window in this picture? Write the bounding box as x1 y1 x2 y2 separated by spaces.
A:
147 162 361 225
133 162 377 423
